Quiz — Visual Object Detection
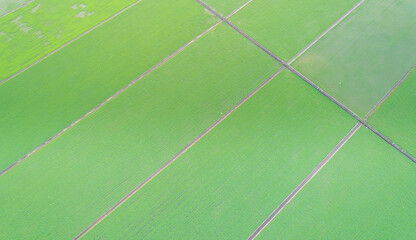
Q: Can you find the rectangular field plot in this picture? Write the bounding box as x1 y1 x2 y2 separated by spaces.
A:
369 67 416 159
293 0 416 117
0 0 218 172
0 0 145 80
258 127 416 239
83 70 355 239
228 0 358 61
0 23 281 239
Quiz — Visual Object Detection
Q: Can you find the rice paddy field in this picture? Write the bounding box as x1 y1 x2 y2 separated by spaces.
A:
0 0 415 239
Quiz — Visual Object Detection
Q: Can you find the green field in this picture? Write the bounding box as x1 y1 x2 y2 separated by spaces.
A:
369 67 416 158
258 127 416 239
203 0 248 15
229 0 357 61
293 0 416 117
0 22 281 239
1 0 416 239
84 70 355 239
0 0 217 171
0 0 141 80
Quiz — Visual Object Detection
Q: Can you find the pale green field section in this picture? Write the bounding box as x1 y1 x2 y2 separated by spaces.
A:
293 0 416 117
0 0 31 15
0 23 281 239
228 0 358 61
203 0 248 15
258 127 416 239
0 0 141 80
0 0 218 171
84 70 356 239
369 68 416 159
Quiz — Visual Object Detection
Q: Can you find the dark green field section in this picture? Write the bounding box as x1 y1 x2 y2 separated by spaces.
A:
293 0 416 117
203 0 248 15
0 23 281 239
258 127 416 239
0 0 142 80
227 0 357 61
84 70 355 239
0 0 218 172
369 68 416 159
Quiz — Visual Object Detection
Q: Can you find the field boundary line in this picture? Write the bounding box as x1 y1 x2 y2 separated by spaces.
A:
197 0 416 163
288 0 365 64
0 21 221 177
247 123 362 239
0 0 35 19
0 0 146 86
365 64 416 120
228 0 254 15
